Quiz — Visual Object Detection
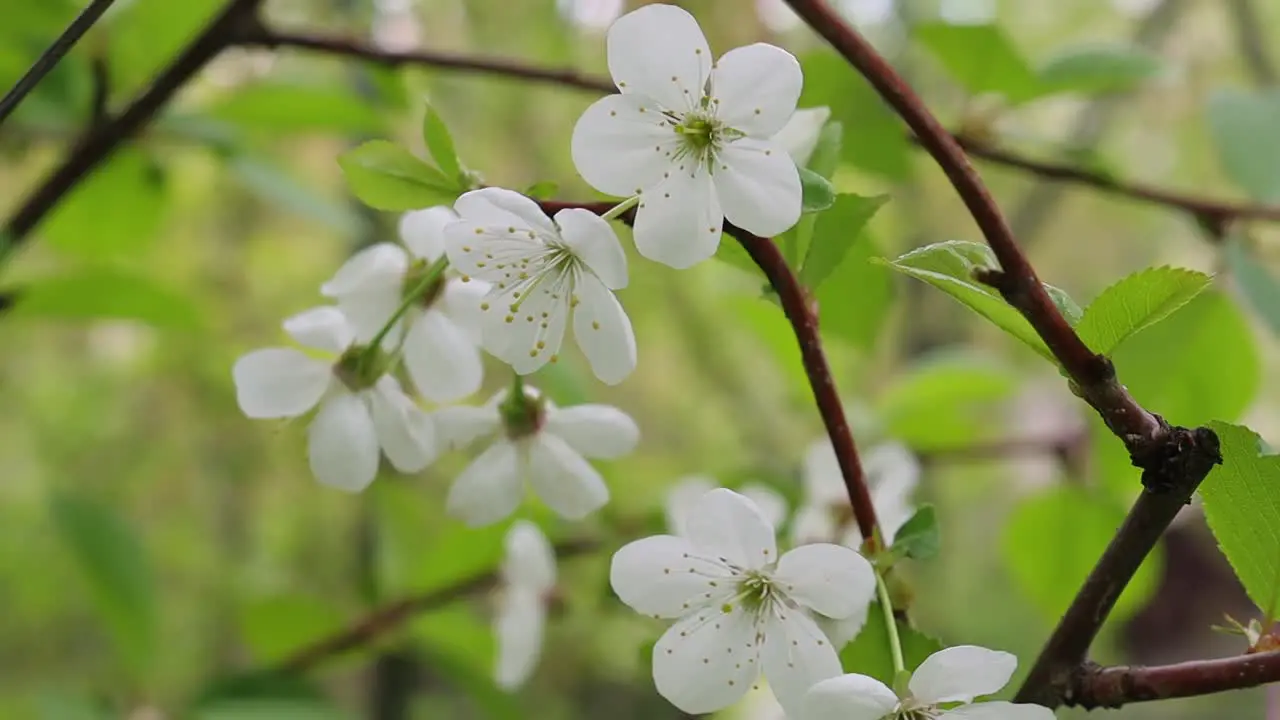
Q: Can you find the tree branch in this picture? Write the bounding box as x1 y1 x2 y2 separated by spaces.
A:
1070 652 1280 708
538 199 882 547
0 0 119 127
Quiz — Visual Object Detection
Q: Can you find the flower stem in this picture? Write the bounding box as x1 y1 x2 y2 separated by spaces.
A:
600 195 639 221
361 256 450 363
877 569 906 676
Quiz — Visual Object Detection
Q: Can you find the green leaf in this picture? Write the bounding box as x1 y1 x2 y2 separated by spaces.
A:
1200 422 1280 616
715 234 762 277
799 193 889 290
807 118 843 179
800 51 910 180
42 149 167 260
50 493 156 673
877 241 1071 363
839 603 942 684
1074 266 1213 355
892 505 940 560
876 352 1019 451
422 104 463 182
1047 283 1084 326
816 230 894 350
522 180 560 200
799 166 836 213
8 269 203 329
191 672 348 720
228 156 366 235
1225 238 1280 336
203 83 386 134
107 0 222 95
1037 45 1162 96
338 140 461 211
914 23 1043 104
237 594 346 664
1206 89 1280 202
1112 291 1259 426
1002 486 1162 623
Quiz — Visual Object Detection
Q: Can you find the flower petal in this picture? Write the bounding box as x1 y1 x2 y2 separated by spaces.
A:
398 206 457 261
685 488 778 570
446 440 523 526
570 94 682 198
802 439 848 506
814 608 869 650
503 520 557 590
232 348 331 419
543 403 639 459
441 276 492 345
770 106 832 167
524 433 609 520
739 483 788 530
607 3 711 111
283 306 355 354
941 701 1057 720
571 274 636 385
333 286 404 346
554 209 628 289
454 187 558 238
801 673 900 720
433 402 501 450
760 606 844 717
308 392 380 492
633 166 723 269
493 586 546 691
320 242 408 297
774 543 876 620
652 603 759 714
910 646 1018 705
711 43 803 136
482 282 569 376
366 377 436 473
610 535 736 618
790 503 839 547
665 475 717 537
714 138 802 238
403 310 483 403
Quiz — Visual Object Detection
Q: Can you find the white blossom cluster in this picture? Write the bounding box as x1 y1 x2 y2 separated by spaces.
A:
231 4 1053 717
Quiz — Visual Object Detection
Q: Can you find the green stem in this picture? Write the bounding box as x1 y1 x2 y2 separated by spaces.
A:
877 569 905 676
510 370 525 401
600 195 639 221
361 256 449 362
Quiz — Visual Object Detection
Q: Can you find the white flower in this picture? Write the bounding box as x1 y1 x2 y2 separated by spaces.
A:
436 386 639 526
666 475 788 537
792 440 919 548
443 187 637 385
770 106 831 168
570 3 804 269
232 307 436 491
320 206 489 404
801 645 1055 720
494 520 557 690
610 488 876 716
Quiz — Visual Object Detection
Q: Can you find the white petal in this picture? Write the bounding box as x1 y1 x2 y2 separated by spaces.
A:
665 475 717 537
403 310 483 403
710 43 803 137
554 209 628 289
543 403 639 459
443 218 535 281
910 646 1018 706
866 442 921 498
607 3 711 111
633 166 723 269
814 608 869 650
610 535 736 618
802 439 848 506
308 392 380 492
524 434 609 520
441 276 492 345
685 488 778 571
761 607 844 717
398 206 457 261
801 674 900 720
571 275 636 385
482 281 569 376
433 403 501 450
446 440 523 526
570 94 682 198
942 701 1058 720
790 503 839 546
232 348 331 419
283 306 355 354
503 520 557 591
366 377 436 473
454 187 557 238
320 242 409 297
774 543 876 620
714 138 802 238
652 603 759 714
739 483 788 529
333 286 404 346
493 587 546 691
770 107 832 167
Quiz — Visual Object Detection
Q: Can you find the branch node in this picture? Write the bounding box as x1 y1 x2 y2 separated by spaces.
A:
1129 423 1222 494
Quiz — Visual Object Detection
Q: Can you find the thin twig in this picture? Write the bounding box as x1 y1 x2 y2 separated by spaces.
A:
0 0 119 127
1071 652 1280 708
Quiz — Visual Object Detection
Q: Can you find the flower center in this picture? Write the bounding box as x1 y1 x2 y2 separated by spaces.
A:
402 258 448 309
893 701 941 719
332 344 391 392
500 386 546 439
669 110 745 169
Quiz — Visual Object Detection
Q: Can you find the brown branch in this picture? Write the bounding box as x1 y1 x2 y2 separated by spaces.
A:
277 538 598 673
538 199 882 547
1069 652 1280 708
781 0 1225 708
